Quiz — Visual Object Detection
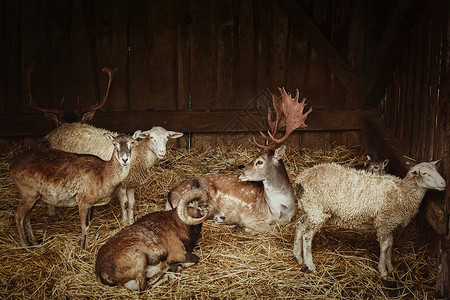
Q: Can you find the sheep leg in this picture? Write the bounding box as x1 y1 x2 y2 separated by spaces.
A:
302 215 325 272
126 187 136 225
378 233 394 278
293 216 306 264
385 234 394 273
117 186 128 224
15 194 39 247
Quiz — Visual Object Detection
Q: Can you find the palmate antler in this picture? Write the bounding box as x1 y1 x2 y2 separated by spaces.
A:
251 87 312 150
26 62 117 124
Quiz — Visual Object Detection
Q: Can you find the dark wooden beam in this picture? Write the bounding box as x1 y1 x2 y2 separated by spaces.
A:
364 0 426 109
0 109 361 137
275 0 364 102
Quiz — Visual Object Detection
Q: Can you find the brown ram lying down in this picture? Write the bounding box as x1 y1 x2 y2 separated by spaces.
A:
95 188 209 292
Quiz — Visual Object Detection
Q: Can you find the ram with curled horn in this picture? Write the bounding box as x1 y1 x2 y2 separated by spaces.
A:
95 188 209 291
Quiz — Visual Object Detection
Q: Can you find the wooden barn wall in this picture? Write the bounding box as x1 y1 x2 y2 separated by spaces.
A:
379 0 448 164
0 0 391 150
373 0 449 296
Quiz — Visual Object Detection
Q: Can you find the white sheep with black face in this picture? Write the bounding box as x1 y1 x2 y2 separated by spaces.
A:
293 161 446 278
41 122 183 224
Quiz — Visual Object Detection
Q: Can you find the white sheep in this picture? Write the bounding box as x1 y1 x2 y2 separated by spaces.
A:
10 133 138 249
293 161 446 278
41 122 183 224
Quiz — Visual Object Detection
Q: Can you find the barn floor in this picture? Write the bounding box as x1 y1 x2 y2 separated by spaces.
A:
0 145 437 299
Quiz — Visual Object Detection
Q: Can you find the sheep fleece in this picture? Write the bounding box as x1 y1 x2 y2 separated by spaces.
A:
295 163 424 238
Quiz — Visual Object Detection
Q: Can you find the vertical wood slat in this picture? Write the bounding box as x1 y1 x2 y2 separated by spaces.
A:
410 10 427 159
93 0 129 112
2 0 22 114
189 1 215 110
129 0 177 111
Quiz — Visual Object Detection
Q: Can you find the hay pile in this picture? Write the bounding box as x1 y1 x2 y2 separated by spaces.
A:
0 145 436 299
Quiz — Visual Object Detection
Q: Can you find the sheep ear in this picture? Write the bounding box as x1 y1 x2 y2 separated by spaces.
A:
430 160 441 165
168 131 183 139
273 145 286 160
132 130 142 139
103 133 114 141
366 155 371 160
382 159 389 168
137 130 151 139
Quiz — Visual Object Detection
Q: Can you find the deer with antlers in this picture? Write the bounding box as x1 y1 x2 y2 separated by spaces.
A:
26 62 116 125
166 88 312 232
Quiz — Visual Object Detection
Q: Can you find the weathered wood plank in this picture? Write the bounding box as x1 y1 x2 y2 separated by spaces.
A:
275 0 364 102
231 0 257 109
3 0 21 114
93 0 129 112
364 0 426 108
175 0 192 110
0 109 361 137
190 1 216 109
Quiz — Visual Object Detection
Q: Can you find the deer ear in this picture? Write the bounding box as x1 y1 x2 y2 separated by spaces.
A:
81 110 96 123
44 112 60 126
273 145 286 160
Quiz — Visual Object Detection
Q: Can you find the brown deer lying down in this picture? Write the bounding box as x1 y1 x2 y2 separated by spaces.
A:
167 88 312 233
95 189 209 291
9 132 138 249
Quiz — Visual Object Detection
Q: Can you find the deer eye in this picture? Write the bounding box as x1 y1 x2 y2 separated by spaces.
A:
256 160 263 166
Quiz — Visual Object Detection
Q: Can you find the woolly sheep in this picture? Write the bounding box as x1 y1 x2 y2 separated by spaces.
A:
293 161 446 278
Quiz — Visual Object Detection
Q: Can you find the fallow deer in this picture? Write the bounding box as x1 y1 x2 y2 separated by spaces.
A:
167 88 312 232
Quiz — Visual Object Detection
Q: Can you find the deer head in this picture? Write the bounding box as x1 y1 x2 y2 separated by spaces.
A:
26 62 117 126
250 87 312 150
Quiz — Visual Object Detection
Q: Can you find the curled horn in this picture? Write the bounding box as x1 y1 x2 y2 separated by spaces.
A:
177 189 208 225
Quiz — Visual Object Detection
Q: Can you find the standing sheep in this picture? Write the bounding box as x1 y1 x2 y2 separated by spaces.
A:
95 188 209 291
41 122 183 224
293 161 446 278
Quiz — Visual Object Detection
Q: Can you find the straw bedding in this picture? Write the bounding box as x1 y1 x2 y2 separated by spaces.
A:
0 145 436 299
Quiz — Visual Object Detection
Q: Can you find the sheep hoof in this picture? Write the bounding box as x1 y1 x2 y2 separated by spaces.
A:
301 266 313 273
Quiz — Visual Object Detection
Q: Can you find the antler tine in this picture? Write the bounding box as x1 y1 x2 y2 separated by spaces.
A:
26 62 61 114
267 87 312 144
80 67 117 113
250 87 312 150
